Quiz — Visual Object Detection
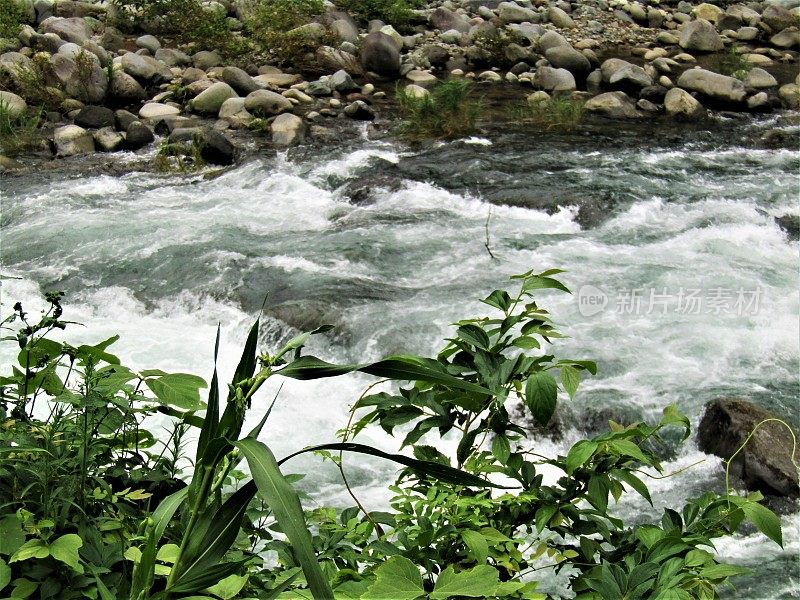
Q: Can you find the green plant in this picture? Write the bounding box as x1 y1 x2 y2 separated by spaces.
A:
337 0 424 29
719 45 751 81
472 30 526 69
397 79 483 140
0 0 23 38
0 99 43 155
3 53 65 110
514 94 586 132
153 137 206 173
245 0 330 67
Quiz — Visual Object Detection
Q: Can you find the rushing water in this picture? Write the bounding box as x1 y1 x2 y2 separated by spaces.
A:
1 115 799 597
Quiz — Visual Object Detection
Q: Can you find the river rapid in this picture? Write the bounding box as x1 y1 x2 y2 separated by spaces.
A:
2 114 799 597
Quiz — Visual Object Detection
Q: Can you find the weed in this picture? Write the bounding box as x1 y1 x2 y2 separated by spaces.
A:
153 136 206 173
336 0 424 29
397 78 482 140
513 93 586 132
720 45 752 80
0 0 23 38
0 98 43 155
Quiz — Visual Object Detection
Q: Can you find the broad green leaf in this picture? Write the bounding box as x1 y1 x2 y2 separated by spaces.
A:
236 439 333 600
10 539 49 562
741 501 783 547
278 442 506 488
612 469 653 506
522 276 571 294
146 373 207 410
260 567 302 600
10 578 37 598
49 534 83 574
512 336 540 350
429 565 500 599
0 516 25 556
0 558 10 593
152 486 188 543
525 371 558 426
534 505 558 534
660 404 691 440
457 324 490 350
565 440 598 474
167 562 247 594
461 530 488 565
609 440 650 464
560 365 580 400
698 563 751 579
205 573 249 599
361 556 424 600
654 589 693 600
491 435 511 465
156 544 180 564
482 290 511 312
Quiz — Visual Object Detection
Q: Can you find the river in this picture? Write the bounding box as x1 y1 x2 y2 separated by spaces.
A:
1 113 798 597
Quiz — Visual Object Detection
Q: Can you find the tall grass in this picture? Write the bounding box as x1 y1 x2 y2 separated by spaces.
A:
513 93 586 132
397 79 482 140
0 98 42 155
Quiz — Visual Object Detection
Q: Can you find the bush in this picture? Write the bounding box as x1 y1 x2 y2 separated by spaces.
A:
245 0 330 67
0 272 785 600
720 45 751 81
0 98 43 155
336 0 424 29
514 93 586 132
0 0 23 39
111 0 247 58
397 78 483 140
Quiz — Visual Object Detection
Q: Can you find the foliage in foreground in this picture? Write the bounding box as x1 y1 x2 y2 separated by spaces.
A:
0 272 784 600
397 79 483 140
0 0 23 39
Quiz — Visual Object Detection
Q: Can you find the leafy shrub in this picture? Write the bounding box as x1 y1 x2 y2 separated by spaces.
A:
0 98 43 155
153 137 206 173
0 272 785 600
0 0 23 38
245 0 330 67
397 78 482 140
111 0 247 58
514 94 586 132
720 45 751 81
2 52 66 110
336 0 424 29
472 29 526 68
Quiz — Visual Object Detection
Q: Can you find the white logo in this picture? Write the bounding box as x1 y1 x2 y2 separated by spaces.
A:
577 285 608 317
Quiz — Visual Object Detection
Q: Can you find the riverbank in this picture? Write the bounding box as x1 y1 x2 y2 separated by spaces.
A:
1 0 799 173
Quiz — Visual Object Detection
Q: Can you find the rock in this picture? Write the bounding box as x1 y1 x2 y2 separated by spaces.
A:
138 102 180 120
41 16 91 44
403 84 429 99
548 6 576 29
737 26 759 41
629 3 647 23
601 58 652 92
679 19 724 52
677 68 746 105
316 46 363 75
331 18 359 44
360 32 401 76
379 25 404 49
771 27 800 49
545 45 591 75
479 70 502 82
778 83 800 108
697 398 799 498
775 214 800 240
53 123 94 156
657 31 680 45
693 2 723 23
192 50 222 70
636 98 659 112
181 67 207 84
74 104 114 128
0 90 26 119
762 5 795 33
114 109 138 130
430 7 471 33
283 88 313 103
125 120 154 149
498 2 537 24
648 8 665 28
584 91 641 118
218 97 253 129
92 126 123 151
664 87 706 119
47 53 107 103
222 66 259 95
405 69 438 87
135 34 160 53
253 72 301 88
744 53 773 66
330 69 359 92
155 48 190 67
98 26 125 52
271 112 305 146
727 4 761 27
120 52 171 83
538 30 571 53
344 100 375 120
535 65 576 91
109 70 147 102
439 29 463 44
190 82 237 114
244 89 292 116
199 129 235 165
745 67 778 89
422 44 450 68
747 91 770 111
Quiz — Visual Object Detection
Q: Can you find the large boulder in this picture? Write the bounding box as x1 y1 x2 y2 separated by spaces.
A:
430 7 470 33
0 91 26 119
535 65 575 91
41 16 91 44
584 91 641 118
664 87 706 120
761 4 796 32
53 124 94 156
47 53 107 103
125 120 154 149
120 52 171 83
538 30 571 53
548 6 576 28
601 58 652 92
676 68 746 105
771 27 800 48
218 97 253 129
138 102 180 120
199 129 235 166
271 113 305 146
331 18 359 44
698 398 799 498
679 19 724 52
109 70 147 102
74 104 114 128
745 67 778 89
190 82 237 114
222 66 259 95
545 45 591 75
498 1 537 23
243 89 292 116
360 32 400 76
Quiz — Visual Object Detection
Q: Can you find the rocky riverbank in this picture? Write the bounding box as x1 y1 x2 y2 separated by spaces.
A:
0 0 799 172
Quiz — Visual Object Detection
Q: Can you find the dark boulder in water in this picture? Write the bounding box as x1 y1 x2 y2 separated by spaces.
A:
697 398 799 498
